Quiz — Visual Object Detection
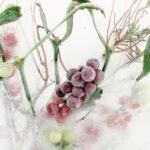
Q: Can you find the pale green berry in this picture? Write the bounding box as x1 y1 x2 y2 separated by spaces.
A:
135 91 150 105
134 76 150 94
0 62 13 78
134 75 150 105
48 129 62 144
62 130 75 144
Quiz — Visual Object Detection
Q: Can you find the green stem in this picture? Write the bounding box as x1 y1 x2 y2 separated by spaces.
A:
102 51 111 72
52 41 60 86
89 10 113 72
38 5 60 86
15 59 36 117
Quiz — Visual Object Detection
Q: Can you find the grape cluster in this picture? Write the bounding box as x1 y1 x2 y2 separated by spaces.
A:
47 58 104 123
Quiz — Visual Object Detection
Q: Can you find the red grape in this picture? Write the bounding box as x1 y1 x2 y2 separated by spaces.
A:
56 87 65 97
82 92 90 102
85 82 96 94
60 81 72 94
47 102 60 116
60 105 71 117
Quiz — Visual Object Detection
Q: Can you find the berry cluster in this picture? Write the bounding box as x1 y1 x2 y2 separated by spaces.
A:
47 58 104 123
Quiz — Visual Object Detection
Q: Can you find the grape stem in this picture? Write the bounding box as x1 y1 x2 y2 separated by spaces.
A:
14 58 36 117
52 39 60 86
89 10 113 72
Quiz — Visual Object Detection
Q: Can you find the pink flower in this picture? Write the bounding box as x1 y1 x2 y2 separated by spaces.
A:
99 104 111 114
6 82 21 97
1 32 17 48
84 119 101 140
118 95 131 105
131 102 141 109
106 111 131 129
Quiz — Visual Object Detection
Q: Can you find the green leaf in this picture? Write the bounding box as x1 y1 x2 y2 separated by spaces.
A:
73 0 90 3
0 62 14 78
0 6 21 26
84 87 103 107
137 36 150 80
0 77 4 81
39 5 48 33
61 2 105 43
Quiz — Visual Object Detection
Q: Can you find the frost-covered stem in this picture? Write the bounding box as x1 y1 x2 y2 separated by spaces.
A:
37 4 61 86
19 65 36 116
52 40 60 86
14 58 36 117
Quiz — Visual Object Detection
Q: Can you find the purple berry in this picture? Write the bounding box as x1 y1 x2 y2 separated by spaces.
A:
66 68 78 81
93 69 104 85
60 81 72 94
56 87 65 97
71 72 85 87
86 58 100 70
85 82 96 94
67 95 80 108
72 87 85 97
81 66 96 82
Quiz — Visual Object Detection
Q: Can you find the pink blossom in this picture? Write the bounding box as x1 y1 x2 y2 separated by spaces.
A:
131 102 141 109
118 95 131 105
1 32 17 48
106 111 131 129
99 104 111 114
84 119 101 140
6 80 21 97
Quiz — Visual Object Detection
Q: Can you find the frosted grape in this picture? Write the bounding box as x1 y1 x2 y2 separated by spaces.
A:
81 66 96 82
71 72 85 87
72 87 84 97
66 68 78 80
86 58 100 70
85 82 96 94
61 81 72 94
67 95 80 108
93 69 104 85
81 92 90 102
47 102 60 116
52 93 65 104
56 87 65 97
60 105 71 117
